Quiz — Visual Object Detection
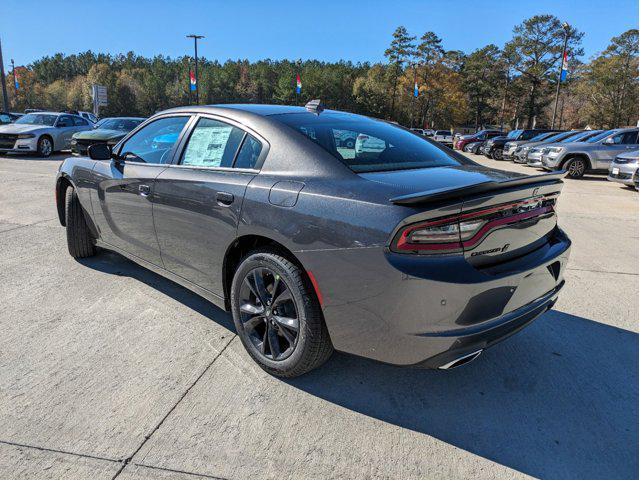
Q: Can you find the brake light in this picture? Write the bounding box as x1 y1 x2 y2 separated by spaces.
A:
393 195 557 254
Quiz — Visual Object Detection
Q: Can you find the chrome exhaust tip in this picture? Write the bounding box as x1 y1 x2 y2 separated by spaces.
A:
438 349 483 370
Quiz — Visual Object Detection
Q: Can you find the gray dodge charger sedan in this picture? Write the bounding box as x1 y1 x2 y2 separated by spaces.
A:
55 103 571 377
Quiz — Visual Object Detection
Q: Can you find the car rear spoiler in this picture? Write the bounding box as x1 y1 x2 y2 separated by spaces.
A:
390 171 566 206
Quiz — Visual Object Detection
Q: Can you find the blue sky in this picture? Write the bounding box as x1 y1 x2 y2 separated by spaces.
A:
2 0 638 68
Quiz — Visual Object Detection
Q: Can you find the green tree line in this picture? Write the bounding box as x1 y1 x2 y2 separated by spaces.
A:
5 15 639 130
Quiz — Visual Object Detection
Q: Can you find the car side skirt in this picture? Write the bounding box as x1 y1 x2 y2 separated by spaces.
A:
95 239 228 311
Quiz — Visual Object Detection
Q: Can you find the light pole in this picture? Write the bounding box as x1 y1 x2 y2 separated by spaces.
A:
186 34 204 104
551 22 570 129
0 38 9 111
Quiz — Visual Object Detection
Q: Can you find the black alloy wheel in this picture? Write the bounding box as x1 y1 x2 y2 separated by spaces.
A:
231 249 334 377
492 148 504 160
238 267 299 361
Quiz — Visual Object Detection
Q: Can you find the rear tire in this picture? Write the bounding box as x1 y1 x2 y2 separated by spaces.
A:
65 186 96 258
231 249 333 377
564 157 587 179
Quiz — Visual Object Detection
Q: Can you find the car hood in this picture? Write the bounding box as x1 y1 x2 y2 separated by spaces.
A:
73 129 127 140
0 123 49 134
359 165 526 197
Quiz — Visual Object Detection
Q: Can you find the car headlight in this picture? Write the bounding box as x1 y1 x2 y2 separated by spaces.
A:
530 147 540 153
548 147 564 154
17 134 36 139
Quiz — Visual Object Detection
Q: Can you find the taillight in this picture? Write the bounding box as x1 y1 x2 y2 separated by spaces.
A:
392 195 557 254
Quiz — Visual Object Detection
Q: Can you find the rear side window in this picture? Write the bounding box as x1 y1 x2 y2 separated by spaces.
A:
611 131 639 144
274 112 465 173
181 117 244 168
73 116 89 126
234 135 262 169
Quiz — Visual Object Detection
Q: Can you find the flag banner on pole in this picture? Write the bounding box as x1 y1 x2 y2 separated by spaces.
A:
413 82 419 97
560 51 568 82
189 71 197 91
14 72 19 90
295 73 302 94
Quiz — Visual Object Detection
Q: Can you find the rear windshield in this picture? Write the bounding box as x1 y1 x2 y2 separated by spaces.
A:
274 112 466 173
436 130 450 135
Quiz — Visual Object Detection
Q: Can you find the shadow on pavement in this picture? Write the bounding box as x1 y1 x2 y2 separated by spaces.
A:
78 250 638 479
290 311 639 479
77 250 235 332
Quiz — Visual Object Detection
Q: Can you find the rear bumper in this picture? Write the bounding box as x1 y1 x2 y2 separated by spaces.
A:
298 227 571 367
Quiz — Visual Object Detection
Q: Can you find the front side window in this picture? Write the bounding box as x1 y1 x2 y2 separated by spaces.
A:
275 112 468 173
73 116 89 126
181 117 245 168
119 115 189 164
57 115 74 127
611 131 639 144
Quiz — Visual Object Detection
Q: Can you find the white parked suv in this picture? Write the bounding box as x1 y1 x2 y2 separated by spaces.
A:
433 130 453 145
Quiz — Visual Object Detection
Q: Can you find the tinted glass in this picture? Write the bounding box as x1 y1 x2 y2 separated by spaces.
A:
233 134 262 169
181 117 245 168
436 130 450 135
614 131 639 144
120 116 189 164
275 112 467 173
520 130 544 140
57 115 74 127
73 116 89 126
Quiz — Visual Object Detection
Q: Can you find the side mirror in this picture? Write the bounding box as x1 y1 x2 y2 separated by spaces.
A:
603 137 615 145
88 143 112 160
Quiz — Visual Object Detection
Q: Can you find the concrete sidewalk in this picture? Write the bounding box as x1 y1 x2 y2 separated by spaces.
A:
1 153 638 479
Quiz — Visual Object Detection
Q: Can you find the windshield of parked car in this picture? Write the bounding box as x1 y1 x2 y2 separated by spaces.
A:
559 131 590 143
506 130 522 138
435 130 450 135
15 113 57 126
275 112 468 173
586 130 616 143
97 118 143 131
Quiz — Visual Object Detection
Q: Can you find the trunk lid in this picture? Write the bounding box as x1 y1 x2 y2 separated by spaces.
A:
361 166 564 265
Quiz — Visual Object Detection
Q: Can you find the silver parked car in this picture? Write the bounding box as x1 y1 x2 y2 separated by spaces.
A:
526 130 604 167
540 128 639 178
0 112 93 157
608 149 639 187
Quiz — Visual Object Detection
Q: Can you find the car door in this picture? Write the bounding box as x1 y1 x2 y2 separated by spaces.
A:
54 115 76 150
153 115 266 295
91 115 192 266
594 131 639 169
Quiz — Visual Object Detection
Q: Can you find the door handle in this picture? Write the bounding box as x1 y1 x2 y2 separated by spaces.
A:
216 191 234 206
139 184 151 197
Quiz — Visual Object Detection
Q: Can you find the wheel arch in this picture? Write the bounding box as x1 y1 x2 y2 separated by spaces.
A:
222 234 311 311
55 174 75 226
561 153 592 170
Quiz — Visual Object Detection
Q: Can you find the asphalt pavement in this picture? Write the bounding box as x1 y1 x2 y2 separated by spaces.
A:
1 152 638 479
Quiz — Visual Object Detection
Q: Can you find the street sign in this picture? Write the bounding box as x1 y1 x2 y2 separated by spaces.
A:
92 85 108 106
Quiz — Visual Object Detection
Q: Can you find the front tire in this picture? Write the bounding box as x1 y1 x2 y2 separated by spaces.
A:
564 157 587 179
37 136 53 158
65 186 96 258
231 249 333 377
492 148 504 160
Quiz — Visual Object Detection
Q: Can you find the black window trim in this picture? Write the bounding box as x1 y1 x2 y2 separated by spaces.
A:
165 112 268 173
112 113 195 166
